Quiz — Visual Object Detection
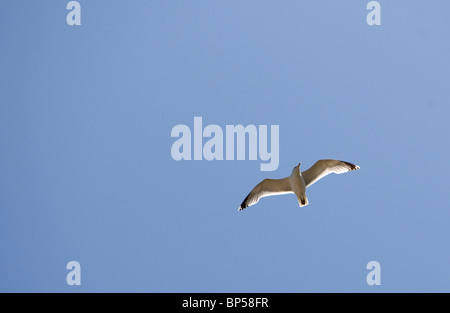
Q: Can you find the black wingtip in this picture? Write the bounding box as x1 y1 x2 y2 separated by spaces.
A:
238 195 249 211
342 161 360 171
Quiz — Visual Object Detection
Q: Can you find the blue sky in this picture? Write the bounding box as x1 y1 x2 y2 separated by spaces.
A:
1 1 450 292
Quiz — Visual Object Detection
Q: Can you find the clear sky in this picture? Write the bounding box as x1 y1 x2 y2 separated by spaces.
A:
1 1 450 292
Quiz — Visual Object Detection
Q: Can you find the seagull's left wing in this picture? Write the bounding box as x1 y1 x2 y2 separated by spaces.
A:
238 177 293 211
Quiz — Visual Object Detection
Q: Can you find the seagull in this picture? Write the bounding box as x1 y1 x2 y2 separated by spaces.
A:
238 159 360 211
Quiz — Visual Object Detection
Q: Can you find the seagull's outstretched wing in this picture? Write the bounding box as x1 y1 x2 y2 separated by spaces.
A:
301 159 360 188
238 177 293 211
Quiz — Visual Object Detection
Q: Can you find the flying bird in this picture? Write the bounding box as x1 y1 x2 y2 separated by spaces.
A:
238 159 360 211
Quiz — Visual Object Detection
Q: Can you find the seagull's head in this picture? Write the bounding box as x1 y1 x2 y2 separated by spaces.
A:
292 163 301 175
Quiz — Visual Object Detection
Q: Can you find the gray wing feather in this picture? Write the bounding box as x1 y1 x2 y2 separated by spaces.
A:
238 177 293 211
301 159 360 188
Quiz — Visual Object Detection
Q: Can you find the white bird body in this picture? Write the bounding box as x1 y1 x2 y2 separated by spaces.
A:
238 159 360 211
289 165 308 207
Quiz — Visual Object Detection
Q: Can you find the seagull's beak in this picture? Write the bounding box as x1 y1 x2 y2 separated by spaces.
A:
298 163 301 167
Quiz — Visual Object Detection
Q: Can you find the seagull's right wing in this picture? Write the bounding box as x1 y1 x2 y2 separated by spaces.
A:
238 177 293 211
301 159 360 188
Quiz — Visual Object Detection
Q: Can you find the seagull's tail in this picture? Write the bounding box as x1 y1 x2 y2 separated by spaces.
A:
298 195 309 207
